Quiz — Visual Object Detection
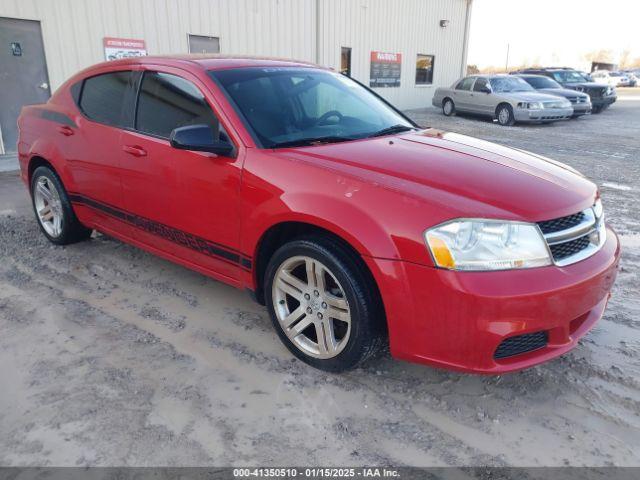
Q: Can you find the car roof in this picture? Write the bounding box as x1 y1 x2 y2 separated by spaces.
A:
512 73 550 78
97 54 320 71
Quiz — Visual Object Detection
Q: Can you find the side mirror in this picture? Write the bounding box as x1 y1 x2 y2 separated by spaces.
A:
480 86 491 94
169 124 235 157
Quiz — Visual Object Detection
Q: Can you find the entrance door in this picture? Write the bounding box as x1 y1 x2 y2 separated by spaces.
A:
0 17 51 153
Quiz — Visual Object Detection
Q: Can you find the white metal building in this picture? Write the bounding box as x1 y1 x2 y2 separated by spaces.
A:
0 0 473 153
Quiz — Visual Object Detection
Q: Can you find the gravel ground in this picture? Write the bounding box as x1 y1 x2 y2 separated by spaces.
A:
0 90 639 467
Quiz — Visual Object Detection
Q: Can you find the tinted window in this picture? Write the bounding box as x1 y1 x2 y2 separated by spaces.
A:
455 77 475 90
472 78 489 92
80 71 131 126
210 68 413 148
415 54 434 85
551 71 587 83
521 76 561 89
136 72 220 139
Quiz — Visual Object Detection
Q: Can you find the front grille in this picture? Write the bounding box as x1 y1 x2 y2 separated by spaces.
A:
586 87 605 98
549 235 591 260
538 211 585 234
537 206 604 266
567 96 578 103
494 331 548 359
543 101 565 109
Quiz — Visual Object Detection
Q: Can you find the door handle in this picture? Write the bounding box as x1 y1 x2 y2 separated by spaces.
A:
122 145 147 157
58 125 74 136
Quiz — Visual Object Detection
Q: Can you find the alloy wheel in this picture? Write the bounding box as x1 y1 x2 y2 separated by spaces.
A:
498 107 510 125
33 176 63 237
272 255 351 359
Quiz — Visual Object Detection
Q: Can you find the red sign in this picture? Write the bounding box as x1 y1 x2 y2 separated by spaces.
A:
370 51 402 64
103 37 147 61
370 51 402 87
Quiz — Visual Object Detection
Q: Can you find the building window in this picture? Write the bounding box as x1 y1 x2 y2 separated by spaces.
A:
415 54 435 85
188 34 220 54
340 47 352 77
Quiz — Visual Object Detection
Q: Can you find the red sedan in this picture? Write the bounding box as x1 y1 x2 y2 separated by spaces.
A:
17 56 620 373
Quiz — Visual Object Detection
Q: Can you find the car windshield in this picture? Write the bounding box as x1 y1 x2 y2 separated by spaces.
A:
522 76 561 89
209 67 415 148
489 77 534 93
551 71 587 83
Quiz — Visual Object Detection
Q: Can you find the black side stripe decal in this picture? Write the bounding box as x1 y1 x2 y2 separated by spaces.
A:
69 193 252 270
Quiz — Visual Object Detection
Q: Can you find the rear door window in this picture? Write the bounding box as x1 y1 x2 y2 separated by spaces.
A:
472 78 489 92
455 77 475 91
80 71 132 127
135 71 221 139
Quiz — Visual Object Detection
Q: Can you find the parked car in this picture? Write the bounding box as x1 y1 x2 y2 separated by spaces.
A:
17 56 620 373
432 74 573 126
591 70 632 87
622 70 639 86
516 68 616 113
513 74 592 117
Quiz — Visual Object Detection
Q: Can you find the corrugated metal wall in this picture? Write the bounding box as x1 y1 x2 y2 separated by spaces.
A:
318 0 470 109
0 0 470 109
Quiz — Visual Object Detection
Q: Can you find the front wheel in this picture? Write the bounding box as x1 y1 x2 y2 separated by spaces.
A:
496 104 515 126
264 236 386 372
31 166 92 245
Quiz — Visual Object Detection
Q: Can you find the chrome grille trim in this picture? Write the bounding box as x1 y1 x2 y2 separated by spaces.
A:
538 204 606 267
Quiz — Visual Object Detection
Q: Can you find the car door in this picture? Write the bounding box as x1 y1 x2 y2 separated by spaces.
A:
451 77 475 112
119 67 244 281
471 77 494 116
67 69 134 234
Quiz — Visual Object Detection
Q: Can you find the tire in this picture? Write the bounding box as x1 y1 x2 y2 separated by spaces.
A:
496 104 515 126
592 105 604 114
264 236 386 372
31 166 92 245
442 98 456 116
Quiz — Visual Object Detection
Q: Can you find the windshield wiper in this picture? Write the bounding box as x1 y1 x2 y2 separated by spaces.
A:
367 124 416 138
270 136 354 149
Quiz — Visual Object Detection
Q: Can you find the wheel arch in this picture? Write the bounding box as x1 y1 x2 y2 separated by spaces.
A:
495 101 513 116
28 155 56 185
251 220 384 321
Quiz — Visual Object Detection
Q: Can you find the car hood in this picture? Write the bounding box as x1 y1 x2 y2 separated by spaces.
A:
278 129 596 221
537 88 588 99
563 82 602 90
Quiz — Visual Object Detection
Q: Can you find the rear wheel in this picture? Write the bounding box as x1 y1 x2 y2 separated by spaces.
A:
265 236 385 372
496 104 515 126
442 98 456 116
31 166 92 245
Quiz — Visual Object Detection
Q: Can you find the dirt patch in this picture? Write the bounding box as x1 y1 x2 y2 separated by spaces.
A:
0 96 639 467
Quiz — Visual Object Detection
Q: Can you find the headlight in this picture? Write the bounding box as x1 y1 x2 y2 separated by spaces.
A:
527 102 543 109
425 220 552 271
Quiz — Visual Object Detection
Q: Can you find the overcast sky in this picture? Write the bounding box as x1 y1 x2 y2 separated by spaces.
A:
467 0 640 70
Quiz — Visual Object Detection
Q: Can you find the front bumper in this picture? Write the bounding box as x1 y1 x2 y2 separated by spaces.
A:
365 227 620 374
591 95 617 108
514 107 573 122
570 103 592 116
